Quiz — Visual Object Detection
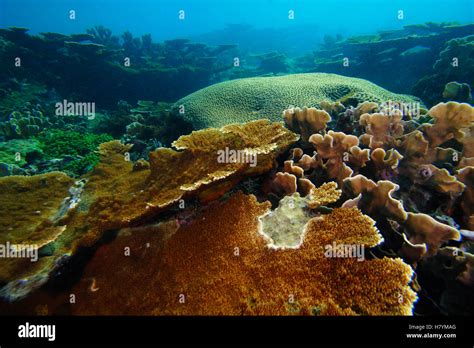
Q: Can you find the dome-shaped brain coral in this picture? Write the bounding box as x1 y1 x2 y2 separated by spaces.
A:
173 73 422 129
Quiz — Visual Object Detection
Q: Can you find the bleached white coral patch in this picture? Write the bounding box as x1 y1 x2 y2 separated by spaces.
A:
258 192 315 249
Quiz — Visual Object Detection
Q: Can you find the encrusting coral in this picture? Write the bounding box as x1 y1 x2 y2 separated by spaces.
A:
259 192 313 249
259 182 342 248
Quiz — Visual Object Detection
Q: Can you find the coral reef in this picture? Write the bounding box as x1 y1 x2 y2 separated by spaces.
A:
173 73 421 129
0 172 77 300
253 51 290 74
413 35 474 106
0 120 297 301
1 21 474 317
0 27 237 107
300 23 474 97
0 97 472 316
264 100 474 314
45 193 416 315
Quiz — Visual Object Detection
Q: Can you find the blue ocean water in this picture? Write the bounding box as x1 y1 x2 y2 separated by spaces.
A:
1 0 473 53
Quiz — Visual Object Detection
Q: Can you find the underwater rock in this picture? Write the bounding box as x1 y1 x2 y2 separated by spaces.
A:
423 247 474 315
173 73 421 129
307 23 474 95
443 82 472 103
413 34 474 106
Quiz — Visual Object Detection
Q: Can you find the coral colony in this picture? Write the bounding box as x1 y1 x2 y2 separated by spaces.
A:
0 5 473 319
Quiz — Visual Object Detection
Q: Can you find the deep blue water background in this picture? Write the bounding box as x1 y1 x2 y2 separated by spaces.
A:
1 0 473 54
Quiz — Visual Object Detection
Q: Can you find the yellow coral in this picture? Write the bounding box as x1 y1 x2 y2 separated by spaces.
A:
0 172 76 293
0 172 74 247
307 182 342 209
0 120 298 300
67 193 417 316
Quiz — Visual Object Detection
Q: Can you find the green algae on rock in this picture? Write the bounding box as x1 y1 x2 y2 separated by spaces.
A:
173 73 422 129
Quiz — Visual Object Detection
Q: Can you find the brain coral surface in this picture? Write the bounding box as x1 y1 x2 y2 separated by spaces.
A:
174 73 421 129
